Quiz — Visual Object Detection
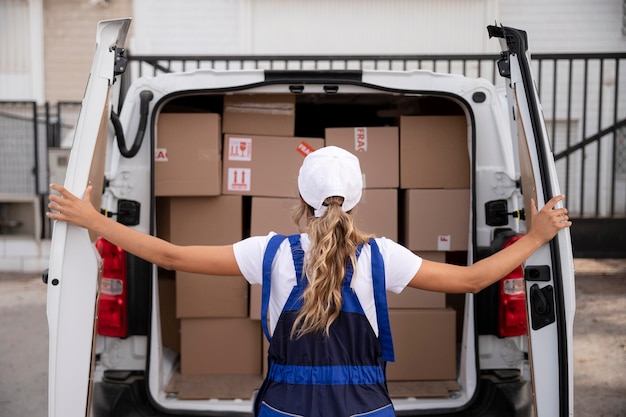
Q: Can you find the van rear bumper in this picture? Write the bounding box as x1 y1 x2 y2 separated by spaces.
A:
93 370 532 417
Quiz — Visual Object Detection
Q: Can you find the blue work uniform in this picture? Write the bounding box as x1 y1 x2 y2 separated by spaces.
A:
254 234 396 417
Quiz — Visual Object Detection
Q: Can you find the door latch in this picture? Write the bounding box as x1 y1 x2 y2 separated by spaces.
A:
529 284 555 330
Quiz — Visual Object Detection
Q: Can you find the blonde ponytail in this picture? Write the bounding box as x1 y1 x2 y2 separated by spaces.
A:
290 197 374 338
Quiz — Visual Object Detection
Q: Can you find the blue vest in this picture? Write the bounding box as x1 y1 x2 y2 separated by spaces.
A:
254 234 396 417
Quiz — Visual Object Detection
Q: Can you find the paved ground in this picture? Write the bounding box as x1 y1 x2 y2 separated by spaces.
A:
0 274 48 417
571 259 626 417
0 259 624 416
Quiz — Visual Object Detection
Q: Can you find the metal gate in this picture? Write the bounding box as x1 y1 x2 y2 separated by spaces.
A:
2 52 624 256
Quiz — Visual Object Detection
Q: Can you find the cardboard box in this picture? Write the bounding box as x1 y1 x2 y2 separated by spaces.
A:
158 269 180 353
222 94 296 136
222 135 324 198
180 317 263 375
325 127 399 188
387 251 446 309
403 189 469 251
176 272 249 318
262 336 270 377
387 286 445 309
156 195 243 246
155 113 222 196
400 116 469 189
354 189 398 240
387 308 456 381
249 284 262 320
250 197 304 236
249 190 397 239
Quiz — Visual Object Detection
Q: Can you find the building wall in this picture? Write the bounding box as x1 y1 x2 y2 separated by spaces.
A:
499 0 626 53
0 0 44 102
132 0 501 55
42 0 133 103
130 0 625 56
1 0 624 103
131 0 243 55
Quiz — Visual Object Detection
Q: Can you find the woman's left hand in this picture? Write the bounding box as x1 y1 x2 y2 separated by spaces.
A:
527 194 571 244
46 184 100 230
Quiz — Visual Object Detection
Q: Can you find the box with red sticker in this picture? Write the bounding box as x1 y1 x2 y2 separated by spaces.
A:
325 126 399 189
222 134 324 198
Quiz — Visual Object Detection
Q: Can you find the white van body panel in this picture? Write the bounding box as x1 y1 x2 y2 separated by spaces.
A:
47 18 132 417
494 26 576 416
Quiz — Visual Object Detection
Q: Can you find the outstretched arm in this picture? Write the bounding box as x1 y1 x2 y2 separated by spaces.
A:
408 195 571 294
46 184 242 276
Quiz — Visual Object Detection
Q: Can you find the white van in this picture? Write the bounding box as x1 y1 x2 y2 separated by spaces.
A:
46 18 575 417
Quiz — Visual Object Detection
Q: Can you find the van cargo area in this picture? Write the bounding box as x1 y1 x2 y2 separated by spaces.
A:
144 90 479 413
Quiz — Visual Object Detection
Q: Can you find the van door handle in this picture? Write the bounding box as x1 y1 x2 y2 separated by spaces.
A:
529 284 555 330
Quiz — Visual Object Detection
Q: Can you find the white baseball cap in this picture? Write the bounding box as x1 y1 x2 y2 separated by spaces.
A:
298 146 363 217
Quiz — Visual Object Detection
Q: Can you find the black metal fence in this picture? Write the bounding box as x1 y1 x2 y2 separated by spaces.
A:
126 52 626 220
0 102 40 195
1 52 624 254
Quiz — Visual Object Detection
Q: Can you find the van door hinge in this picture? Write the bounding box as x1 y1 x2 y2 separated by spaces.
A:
490 171 517 198
106 171 134 198
496 51 511 78
113 47 128 77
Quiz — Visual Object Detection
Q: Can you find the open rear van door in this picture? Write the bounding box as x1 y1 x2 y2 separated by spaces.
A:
488 25 576 417
46 18 132 417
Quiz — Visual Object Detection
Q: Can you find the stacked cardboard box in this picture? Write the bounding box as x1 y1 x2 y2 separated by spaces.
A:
325 126 399 189
400 115 470 251
325 127 399 241
221 96 324 374
156 195 259 376
154 99 471 397
382 115 471 383
222 94 296 137
154 97 323 394
222 94 324 198
155 112 259 380
155 113 222 197
222 134 325 197
385 251 457 382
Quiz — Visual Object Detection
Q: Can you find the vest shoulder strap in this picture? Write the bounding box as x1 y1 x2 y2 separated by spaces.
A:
261 234 288 341
370 238 395 362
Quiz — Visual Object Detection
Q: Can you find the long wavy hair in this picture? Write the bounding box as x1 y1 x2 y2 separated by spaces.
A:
290 196 374 339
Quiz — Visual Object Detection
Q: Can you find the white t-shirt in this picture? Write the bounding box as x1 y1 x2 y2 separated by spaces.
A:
233 232 422 336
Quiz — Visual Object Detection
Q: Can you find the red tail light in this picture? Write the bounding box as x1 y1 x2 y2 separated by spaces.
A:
95 238 128 338
498 234 528 337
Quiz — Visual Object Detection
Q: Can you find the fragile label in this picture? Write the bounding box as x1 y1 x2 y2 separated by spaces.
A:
228 137 252 161
227 168 251 191
354 127 367 152
155 148 168 162
437 235 451 251
296 141 316 157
